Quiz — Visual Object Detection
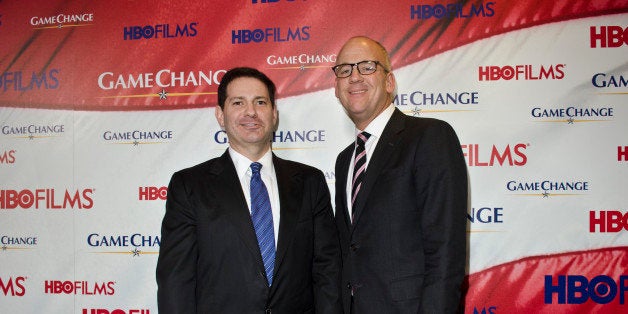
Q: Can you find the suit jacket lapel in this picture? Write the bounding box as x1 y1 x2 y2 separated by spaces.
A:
351 108 406 228
336 146 353 229
211 151 266 273
271 154 302 289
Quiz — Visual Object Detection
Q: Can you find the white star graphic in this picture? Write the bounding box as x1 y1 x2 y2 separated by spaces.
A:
158 89 168 100
412 107 421 116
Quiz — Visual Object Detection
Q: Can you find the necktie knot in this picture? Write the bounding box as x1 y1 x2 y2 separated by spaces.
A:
356 131 371 147
251 162 262 175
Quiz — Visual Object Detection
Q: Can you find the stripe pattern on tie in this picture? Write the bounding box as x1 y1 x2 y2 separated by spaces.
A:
250 162 276 286
351 131 371 221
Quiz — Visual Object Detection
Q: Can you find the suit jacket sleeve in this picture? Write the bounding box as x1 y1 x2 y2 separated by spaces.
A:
156 171 198 314
310 169 343 314
417 121 468 313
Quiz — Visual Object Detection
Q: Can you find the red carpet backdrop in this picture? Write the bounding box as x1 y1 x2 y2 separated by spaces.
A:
1 0 628 313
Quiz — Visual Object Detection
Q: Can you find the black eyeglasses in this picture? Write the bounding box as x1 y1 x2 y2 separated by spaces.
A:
331 60 388 78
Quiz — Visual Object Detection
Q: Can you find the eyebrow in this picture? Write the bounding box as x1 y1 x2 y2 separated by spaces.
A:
227 96 269 102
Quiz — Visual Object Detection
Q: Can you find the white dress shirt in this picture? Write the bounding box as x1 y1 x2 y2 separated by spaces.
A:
346 103 396 212
229 147 280 247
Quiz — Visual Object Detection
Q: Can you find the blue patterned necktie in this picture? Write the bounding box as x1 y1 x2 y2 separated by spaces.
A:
250 162 276 286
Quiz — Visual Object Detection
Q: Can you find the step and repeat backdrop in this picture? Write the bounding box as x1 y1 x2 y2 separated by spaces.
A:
1 0 628 313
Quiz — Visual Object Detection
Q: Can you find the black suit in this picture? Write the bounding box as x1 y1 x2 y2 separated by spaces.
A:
157 151 342 314
335 108 468 313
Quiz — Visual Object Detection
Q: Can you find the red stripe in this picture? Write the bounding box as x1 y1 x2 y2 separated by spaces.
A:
464 246 628 312
1 1 626 110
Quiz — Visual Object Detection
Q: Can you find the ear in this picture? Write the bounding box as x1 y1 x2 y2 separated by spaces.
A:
215 105 225 128
272 105 279 131
385 72 396 94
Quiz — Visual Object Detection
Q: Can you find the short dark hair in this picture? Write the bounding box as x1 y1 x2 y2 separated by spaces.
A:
217 67 276 109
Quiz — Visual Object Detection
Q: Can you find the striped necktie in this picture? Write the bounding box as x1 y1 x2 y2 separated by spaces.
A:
351 131 371 222
250 162 275 286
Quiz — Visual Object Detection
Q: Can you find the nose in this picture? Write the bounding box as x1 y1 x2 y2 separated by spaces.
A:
348 64 363 83
244 102 258 117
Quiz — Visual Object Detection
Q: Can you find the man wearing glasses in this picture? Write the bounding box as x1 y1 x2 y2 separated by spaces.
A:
331 36 468 313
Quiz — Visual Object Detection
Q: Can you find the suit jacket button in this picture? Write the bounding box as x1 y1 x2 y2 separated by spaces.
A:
347 282 356 295
350 243 358 251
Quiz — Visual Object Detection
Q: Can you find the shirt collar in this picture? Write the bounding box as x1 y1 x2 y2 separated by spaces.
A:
357 103 395 140
229 147 274 177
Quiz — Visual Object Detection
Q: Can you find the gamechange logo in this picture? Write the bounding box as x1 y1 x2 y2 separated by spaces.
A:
467 206 505 225
1 123 65 140
265 53 336 72
1 234 38 252
505 179 590 198
102 129 174 146
395 90 480 116
30 12 93 29
530 104 614 124
97 68 225 103
467 205 505 235
86 233 160 257
562 71 628 126
214 128 328 150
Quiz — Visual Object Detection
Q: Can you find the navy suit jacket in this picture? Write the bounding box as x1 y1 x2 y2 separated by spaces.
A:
157 151 342 314
335 108 468 313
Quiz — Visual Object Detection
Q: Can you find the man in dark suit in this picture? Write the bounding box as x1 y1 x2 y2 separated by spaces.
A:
332 36 468 313
157 67 342 314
